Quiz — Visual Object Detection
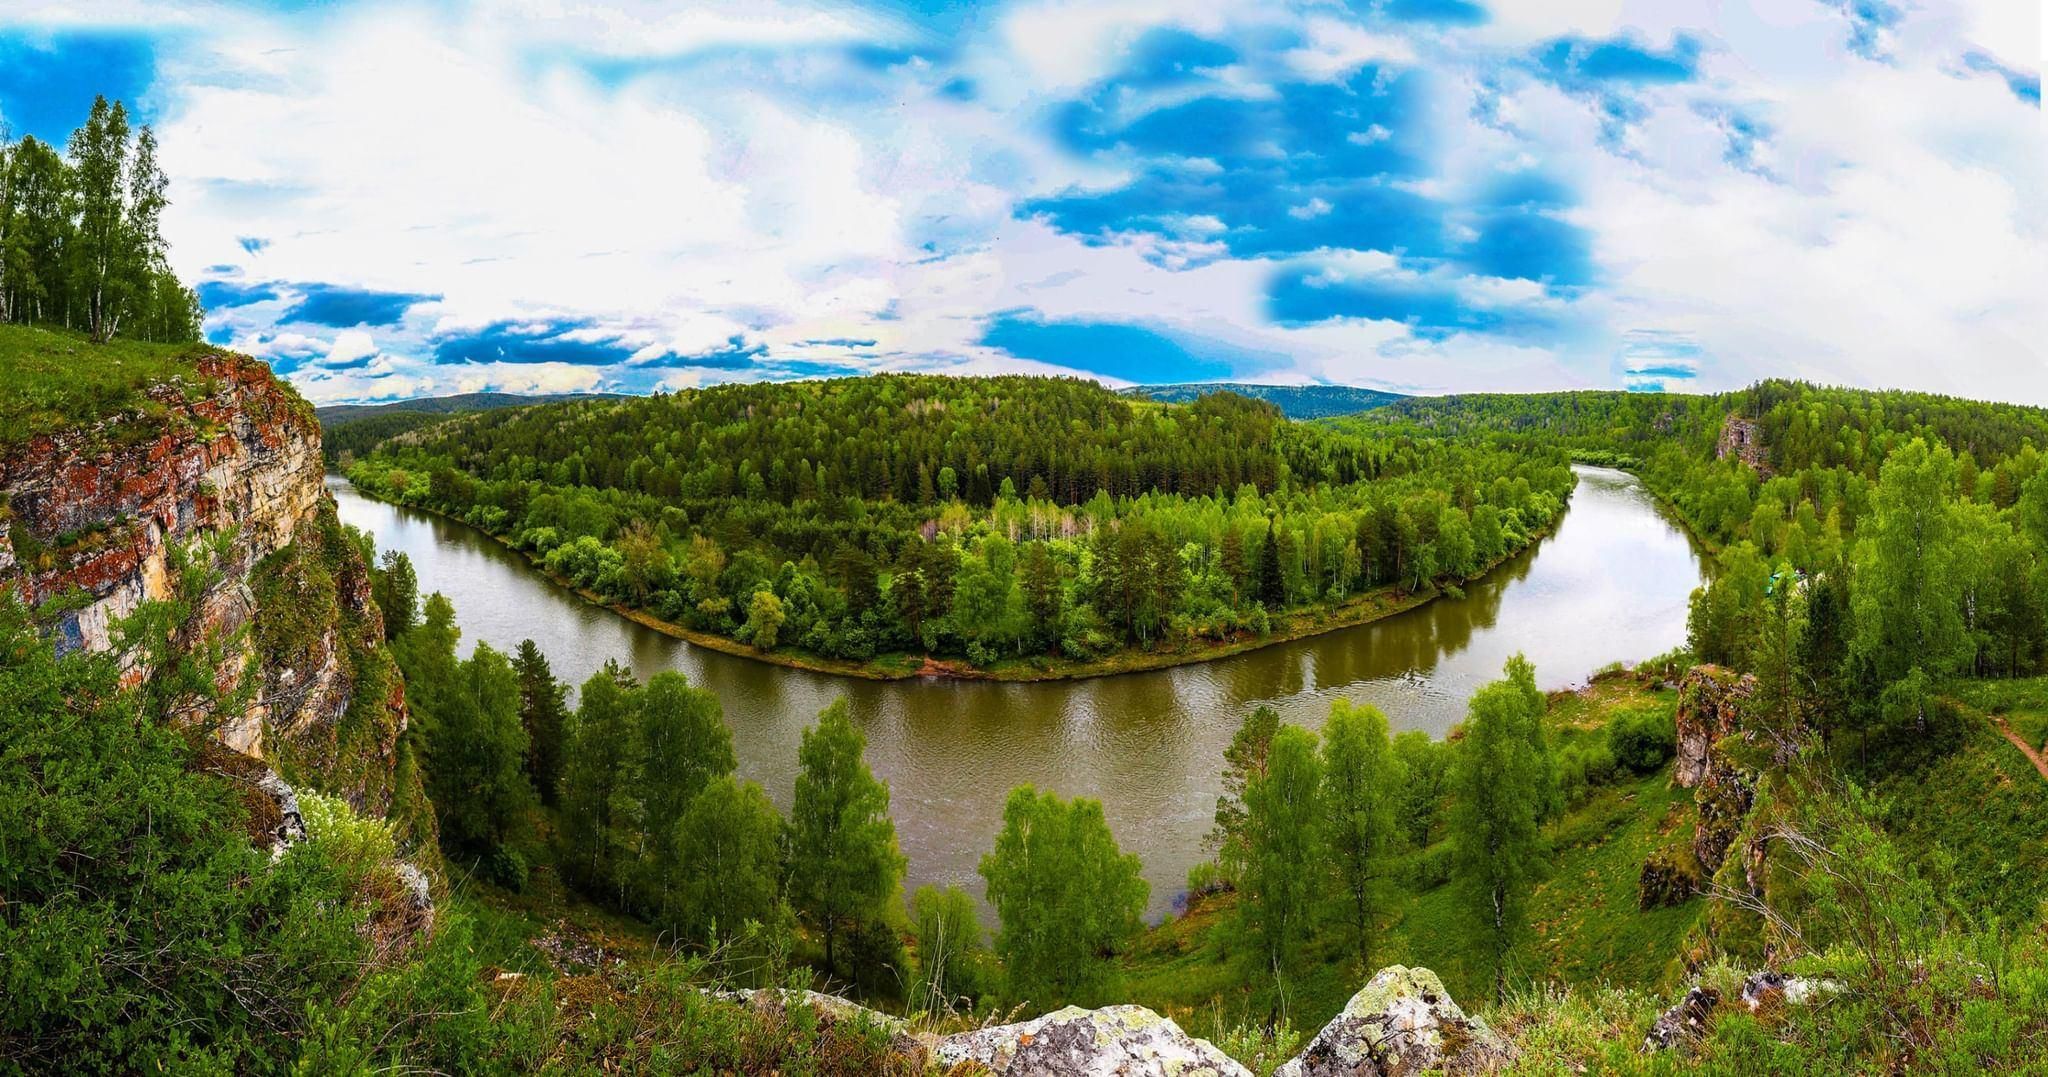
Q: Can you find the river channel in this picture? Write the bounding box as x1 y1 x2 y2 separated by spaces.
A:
330 466 1705 917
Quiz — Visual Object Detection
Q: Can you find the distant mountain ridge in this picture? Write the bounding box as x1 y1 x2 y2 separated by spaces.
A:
313 391 627 424
1124 382 1405 419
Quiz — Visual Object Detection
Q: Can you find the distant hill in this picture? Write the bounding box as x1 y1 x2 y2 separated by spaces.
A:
1124 382 1405 420
314 391 625 424
316 391 627 465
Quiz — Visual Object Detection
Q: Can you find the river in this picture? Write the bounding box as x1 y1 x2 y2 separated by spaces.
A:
330 466 1705 917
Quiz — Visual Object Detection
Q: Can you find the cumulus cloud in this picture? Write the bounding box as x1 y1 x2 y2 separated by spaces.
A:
1 0 2039 402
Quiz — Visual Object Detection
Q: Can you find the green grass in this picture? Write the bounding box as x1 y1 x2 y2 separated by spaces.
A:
0 324 215 452
1862 680 2048 926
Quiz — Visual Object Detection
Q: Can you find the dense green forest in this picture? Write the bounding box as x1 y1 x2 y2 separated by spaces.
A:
317 391 627 466
0 98 202 344
345 376 1573 676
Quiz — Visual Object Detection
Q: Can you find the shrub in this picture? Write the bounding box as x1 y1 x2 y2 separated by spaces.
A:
1608 707 1677 774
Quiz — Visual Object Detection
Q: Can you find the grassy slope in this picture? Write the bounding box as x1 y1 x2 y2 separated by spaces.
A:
1119 678 1704 1042
1882 680 2048 925
0 324 211 451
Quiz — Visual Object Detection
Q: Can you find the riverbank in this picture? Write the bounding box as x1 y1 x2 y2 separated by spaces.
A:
338 476 1569 683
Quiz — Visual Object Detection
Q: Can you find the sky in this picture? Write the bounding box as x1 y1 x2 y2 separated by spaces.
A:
0 1 2041 404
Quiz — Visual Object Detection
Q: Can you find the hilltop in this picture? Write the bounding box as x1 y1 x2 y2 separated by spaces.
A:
1123 381 1406 419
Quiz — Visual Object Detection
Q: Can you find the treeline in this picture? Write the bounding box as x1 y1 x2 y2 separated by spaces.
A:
348 378 1573 668
1369 378 2048 743
0 97 202 343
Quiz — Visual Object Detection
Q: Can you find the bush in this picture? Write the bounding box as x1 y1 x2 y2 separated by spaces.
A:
1556 741 1622 805
1608 707 1677 774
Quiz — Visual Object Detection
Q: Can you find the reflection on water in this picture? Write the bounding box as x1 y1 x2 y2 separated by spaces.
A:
331 466 1704 916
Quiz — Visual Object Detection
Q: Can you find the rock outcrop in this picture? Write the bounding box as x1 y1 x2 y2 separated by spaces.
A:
935 1005 1250 1077
702 965 1511 1076
1673 665 1759 875
1276 966 1511 1076
1716 414 1769 475
1 348 424 842
1643 972 1839 1052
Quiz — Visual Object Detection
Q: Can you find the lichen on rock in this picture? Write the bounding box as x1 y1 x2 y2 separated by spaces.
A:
935 1003 1251 1077
1276 966 1510 1077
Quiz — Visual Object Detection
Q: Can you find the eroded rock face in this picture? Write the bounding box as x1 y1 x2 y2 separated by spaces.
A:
1276 966 1510 1077
1716 415 1769 475
0 351 406 810
936 1004 1250 1077
1673 665 1760 876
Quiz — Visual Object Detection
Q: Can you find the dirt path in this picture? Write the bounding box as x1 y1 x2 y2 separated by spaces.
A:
1990 715 2048 783
1940 697 2048 784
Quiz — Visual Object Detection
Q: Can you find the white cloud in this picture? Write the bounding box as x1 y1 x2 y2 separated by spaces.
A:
7 0 2037 401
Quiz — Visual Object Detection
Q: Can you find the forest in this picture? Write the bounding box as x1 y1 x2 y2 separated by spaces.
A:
0 97 202 344
346 376 1574 675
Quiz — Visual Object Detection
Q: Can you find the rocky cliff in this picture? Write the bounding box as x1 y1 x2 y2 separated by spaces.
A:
0 347 428 847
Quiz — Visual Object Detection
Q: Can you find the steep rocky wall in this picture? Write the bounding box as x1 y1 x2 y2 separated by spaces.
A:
1715 415 1770 475
0 350 420 831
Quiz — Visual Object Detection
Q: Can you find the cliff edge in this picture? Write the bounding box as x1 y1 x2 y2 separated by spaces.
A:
0 339 428 846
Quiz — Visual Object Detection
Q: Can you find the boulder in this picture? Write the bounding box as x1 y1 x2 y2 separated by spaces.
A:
935 1004 1249 1077
1276 966 1510 1076
717 988 927 1061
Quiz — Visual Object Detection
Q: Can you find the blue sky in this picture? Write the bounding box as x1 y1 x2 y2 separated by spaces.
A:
1 1 2040 403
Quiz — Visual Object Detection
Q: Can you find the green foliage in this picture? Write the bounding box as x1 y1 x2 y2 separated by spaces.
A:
633 670 737 916
371 549 419 639
1449 655 1555 1001
557 661 642 901
1210 703 1281 883
908 884 990 1016
980 785 1148 1011
512 638 568 805
0 597 370 1072
1237 725 1325 1015
1390 729 1450 847
348 374 1572 672
671 776 789 951
1320 700 1405 971
1606 705 1676 774
789 699 906 986
0 98 201 344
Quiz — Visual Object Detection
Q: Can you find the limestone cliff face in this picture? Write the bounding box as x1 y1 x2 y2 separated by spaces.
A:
0 350 422 835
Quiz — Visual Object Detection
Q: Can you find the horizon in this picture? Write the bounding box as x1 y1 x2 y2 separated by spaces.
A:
1 1 2041 406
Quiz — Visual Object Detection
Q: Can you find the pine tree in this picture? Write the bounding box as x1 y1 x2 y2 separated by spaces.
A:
373 551 419 640
423 643 532 876
1258 520 1286 610
512 640 569 805
1209 704 1281 880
